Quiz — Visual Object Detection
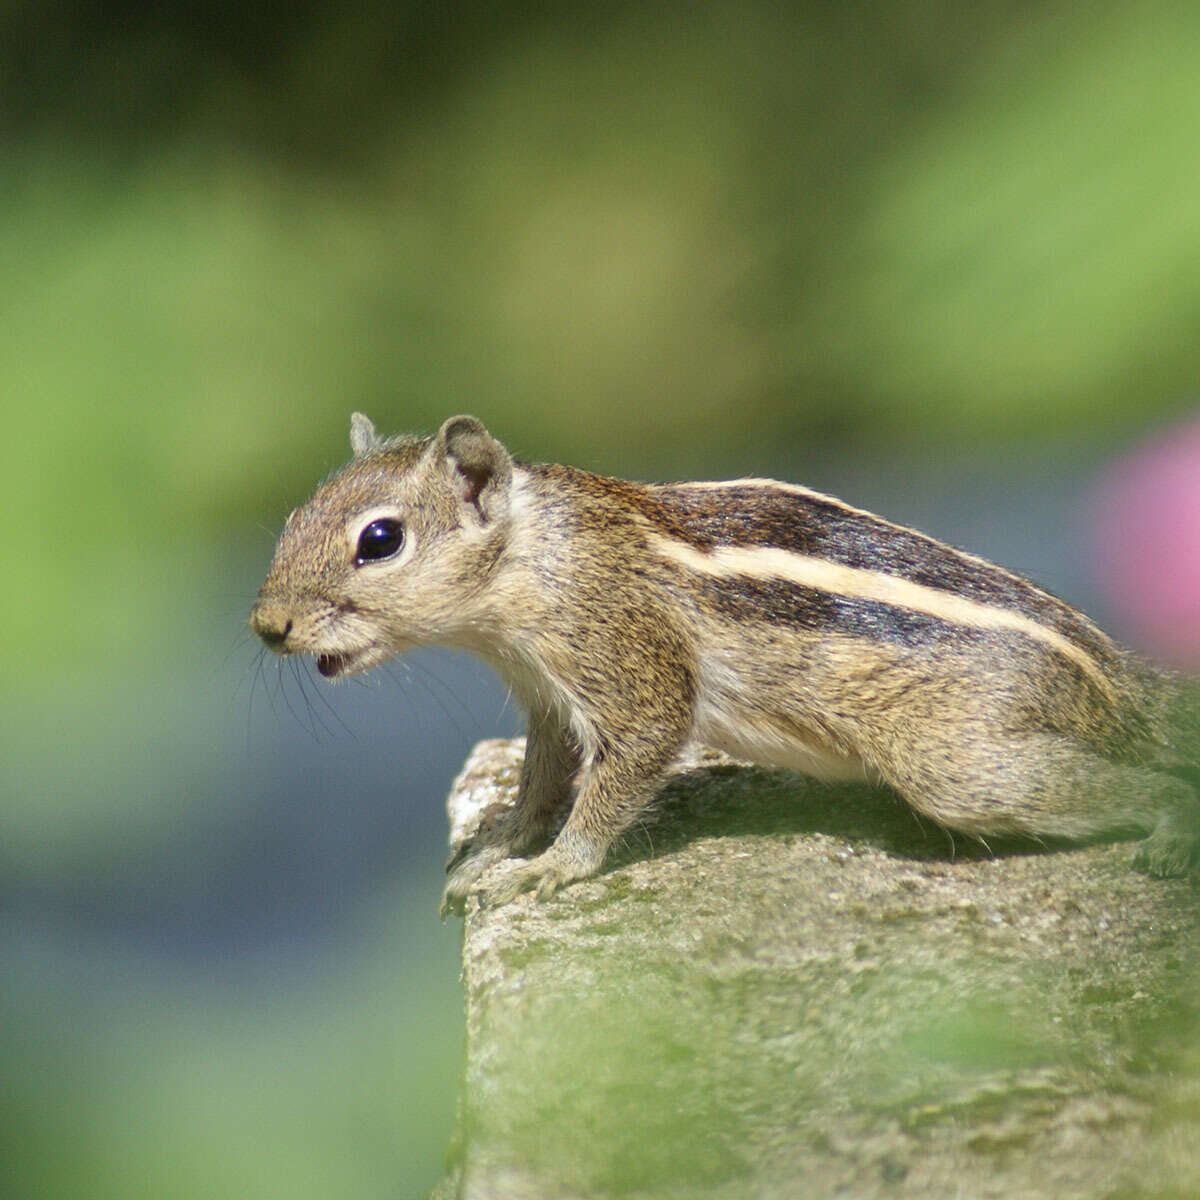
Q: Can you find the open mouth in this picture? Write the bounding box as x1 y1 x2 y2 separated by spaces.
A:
314 644 396 680
317 653 349 679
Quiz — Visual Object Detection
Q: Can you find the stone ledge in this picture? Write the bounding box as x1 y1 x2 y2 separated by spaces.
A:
432 738 1200 1200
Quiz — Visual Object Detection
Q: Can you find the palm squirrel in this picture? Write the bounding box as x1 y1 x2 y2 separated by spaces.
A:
250 414 1200 912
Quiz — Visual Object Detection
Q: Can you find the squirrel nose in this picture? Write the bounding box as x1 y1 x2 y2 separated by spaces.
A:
250 602 294 651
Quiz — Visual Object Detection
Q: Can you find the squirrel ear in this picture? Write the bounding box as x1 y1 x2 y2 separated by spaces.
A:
350 412 380 457
435 415 513 522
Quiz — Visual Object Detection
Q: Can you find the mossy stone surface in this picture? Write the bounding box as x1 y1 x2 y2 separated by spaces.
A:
433 740 1200 1200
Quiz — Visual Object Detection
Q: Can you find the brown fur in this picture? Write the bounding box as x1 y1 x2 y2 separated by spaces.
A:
250 415 1200 910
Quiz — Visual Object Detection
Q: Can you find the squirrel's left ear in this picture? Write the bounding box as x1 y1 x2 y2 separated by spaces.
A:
350 412 381 457
435 415 513 523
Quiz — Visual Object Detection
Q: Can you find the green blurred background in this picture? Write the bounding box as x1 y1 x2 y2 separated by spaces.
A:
3 2 1199 1196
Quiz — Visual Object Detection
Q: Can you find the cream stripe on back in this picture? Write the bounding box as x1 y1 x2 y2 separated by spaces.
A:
665 477 1041 592
649 534 1115 700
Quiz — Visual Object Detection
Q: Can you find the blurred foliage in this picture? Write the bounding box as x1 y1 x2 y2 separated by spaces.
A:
1 883 461 1200
3 4 1200 1197
5 1 1200 687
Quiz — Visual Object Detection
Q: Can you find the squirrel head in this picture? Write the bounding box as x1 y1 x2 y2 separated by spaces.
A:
249 414 515 677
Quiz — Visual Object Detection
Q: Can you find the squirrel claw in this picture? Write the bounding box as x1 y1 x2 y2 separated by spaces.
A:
440 843 511 916
473 846 594 909
480 862 561 908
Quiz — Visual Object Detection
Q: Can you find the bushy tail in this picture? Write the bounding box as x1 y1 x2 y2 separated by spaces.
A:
1152 668 1200 770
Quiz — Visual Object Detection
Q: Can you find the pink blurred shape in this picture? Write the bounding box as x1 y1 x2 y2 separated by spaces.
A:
1093 413 1200 667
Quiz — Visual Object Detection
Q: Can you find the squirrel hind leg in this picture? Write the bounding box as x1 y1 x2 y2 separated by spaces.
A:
1132 786 1200 876
872 729 1200 871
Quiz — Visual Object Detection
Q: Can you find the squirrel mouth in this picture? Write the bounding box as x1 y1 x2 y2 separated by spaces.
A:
315 643 400 680
316 646 389 679
317 653 350 678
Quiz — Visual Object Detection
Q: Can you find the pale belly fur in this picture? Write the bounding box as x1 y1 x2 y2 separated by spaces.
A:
692 698 872 784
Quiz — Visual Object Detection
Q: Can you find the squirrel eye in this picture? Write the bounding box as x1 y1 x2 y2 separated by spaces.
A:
355 518 405 564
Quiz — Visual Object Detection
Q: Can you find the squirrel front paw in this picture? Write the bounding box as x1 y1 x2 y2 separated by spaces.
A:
475 837 607 909
440 841 512 917
441 838 606 914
